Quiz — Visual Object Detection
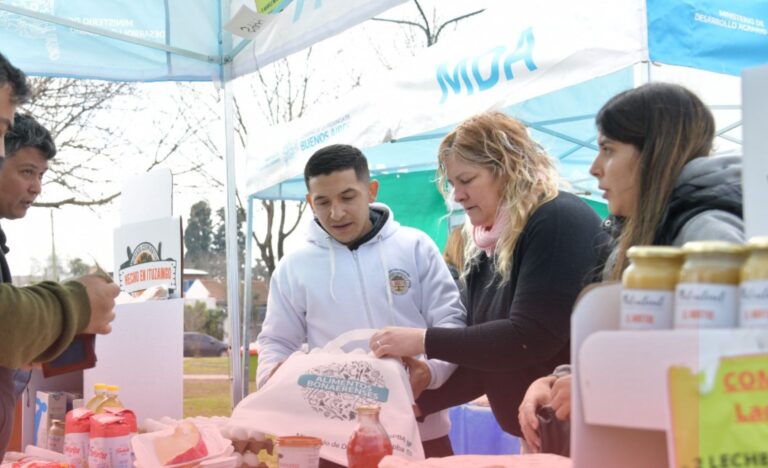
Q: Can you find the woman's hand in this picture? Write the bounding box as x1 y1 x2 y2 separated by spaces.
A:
550 374 572 421
370 327 426 358
518 375 556 452
401 356 431 399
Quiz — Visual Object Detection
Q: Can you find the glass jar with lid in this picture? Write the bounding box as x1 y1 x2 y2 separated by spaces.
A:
674 241 745 329
740 237 768 328
347 405 393 468
621 246 684 329
48 419 65 453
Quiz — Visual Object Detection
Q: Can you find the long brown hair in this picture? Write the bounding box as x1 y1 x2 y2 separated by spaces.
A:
437 111 559 281
597 83 715 279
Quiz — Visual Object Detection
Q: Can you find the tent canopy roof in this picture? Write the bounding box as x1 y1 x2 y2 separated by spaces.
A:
0 0 405 82
246 0 764 202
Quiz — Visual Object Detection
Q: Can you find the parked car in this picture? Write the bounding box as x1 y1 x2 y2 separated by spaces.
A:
184 332 229 357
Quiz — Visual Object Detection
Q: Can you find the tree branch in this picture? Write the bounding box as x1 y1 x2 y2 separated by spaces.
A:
434 9 485 42
34 192 121 208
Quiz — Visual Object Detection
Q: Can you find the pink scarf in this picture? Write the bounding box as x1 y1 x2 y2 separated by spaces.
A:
472 207 510 256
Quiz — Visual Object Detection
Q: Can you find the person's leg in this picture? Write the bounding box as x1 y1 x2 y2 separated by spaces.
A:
422 435 454 458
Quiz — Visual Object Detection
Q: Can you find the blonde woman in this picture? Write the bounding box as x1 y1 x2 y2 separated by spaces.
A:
370 111 606 437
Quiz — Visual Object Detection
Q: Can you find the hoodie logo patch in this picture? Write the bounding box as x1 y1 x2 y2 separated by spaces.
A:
388 269 411 295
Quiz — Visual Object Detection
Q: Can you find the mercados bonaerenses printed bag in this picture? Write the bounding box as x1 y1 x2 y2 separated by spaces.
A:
230 329 425 465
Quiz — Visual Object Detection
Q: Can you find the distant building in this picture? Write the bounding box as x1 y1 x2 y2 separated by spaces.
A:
185 278 226 309
183 277 268 344
184 278 268 309
182 268 210 293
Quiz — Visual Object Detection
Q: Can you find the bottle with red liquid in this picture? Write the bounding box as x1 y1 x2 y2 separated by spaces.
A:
347 405 393 468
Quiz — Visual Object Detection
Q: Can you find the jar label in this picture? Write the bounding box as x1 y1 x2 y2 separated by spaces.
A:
740 280 768 328
620 289 674 329
279 445 321 468
88 435 132 468
675 283 738 328
64 432 90 467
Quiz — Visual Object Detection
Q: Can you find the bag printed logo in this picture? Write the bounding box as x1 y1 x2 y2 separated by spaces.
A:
388 269 411 295
298 361 390 420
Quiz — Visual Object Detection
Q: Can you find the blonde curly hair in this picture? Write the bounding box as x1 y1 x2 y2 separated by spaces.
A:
437 111 559 281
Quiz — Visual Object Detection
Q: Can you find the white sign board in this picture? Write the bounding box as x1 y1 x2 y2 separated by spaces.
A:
96 170 184 425
120 169 173 225
84 299 185 424
113 216 183 298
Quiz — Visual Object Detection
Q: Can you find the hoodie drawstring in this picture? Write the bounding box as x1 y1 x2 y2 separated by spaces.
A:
326 236 338 303
376 234 396 325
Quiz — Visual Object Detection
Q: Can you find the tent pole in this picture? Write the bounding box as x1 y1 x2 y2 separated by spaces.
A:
220 0 243 408
242 195 256 396
223 68 244 407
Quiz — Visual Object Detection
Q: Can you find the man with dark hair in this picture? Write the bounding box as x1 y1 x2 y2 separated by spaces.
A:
0 112 119 457
0 113 56 222
257 144 466 458
302 143 370 187
0 52 31 165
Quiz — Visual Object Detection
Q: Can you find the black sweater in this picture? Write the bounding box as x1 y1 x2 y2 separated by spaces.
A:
418 192 608 436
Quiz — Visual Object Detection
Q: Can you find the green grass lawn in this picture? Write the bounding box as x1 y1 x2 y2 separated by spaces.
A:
183 356 258 380
183 356 258 418
184 380 234 417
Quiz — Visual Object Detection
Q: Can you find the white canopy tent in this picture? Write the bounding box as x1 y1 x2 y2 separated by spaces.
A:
2 0 765 408
246 0 763 199
242 0 765 359
0 0 406 405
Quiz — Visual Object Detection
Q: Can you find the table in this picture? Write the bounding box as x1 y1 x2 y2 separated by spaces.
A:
448 404 520 455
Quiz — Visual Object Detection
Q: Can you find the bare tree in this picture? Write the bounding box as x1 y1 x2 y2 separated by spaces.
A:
171 52 319 281
230 50 332 281
368 0 485 68
23 78 221 209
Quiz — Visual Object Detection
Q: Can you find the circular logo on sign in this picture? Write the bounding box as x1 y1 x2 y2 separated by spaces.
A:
388 269 411 295
130 242 159 265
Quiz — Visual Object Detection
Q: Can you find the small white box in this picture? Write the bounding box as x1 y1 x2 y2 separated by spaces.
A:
34 391 67 448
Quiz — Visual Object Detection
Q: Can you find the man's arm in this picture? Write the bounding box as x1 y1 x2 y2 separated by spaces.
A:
255 263 306 389
0 281 90 368
0 274 118 369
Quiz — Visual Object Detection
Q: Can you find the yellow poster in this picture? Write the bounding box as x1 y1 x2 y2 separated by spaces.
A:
668 353 768 468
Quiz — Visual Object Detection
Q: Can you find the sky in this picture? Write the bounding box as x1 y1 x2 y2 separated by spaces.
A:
2 0 497 279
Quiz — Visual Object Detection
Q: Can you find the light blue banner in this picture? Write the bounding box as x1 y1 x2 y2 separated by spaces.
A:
254 68 634 203
0 0 220 81
647 0 768 75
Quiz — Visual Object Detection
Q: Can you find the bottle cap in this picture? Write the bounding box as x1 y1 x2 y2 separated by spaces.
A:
276 436 322 448
682 241 744 255
627 246 683 259
357 405 381 414
746 236 768 250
